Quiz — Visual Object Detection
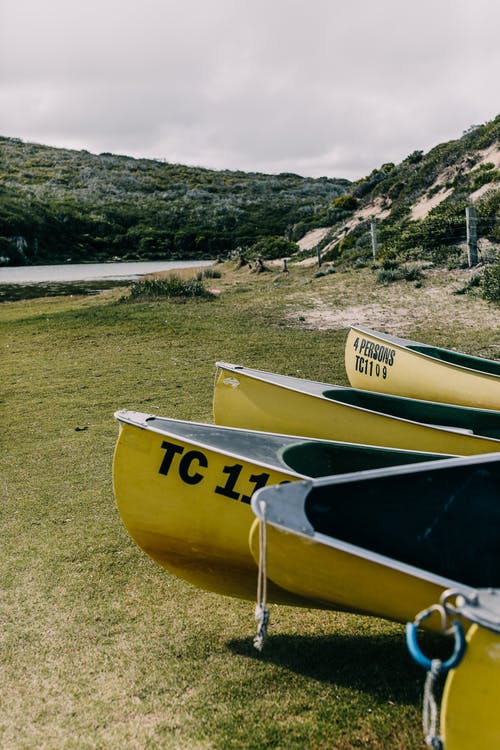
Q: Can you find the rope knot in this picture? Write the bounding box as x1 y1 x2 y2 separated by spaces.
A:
253 603 270 652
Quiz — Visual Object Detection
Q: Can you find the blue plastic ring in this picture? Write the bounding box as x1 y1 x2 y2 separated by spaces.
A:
405 620 466 673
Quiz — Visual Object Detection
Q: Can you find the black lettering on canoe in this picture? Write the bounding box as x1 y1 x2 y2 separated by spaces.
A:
179 450 208 485
159 440 184 476
240 472 271 504
215 463 243 500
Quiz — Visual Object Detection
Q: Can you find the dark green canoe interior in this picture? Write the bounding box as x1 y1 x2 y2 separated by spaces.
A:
305 460 500 587
281 442 444 477
409 344 500 376
324 388 500 439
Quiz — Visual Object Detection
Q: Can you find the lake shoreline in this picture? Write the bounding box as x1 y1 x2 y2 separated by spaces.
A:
0 259 215 285
0 259 215 301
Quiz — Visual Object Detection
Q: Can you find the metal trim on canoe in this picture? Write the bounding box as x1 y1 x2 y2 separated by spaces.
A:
455 588 500 633
115 409 305 480
215 362 500 441
115 409 450 476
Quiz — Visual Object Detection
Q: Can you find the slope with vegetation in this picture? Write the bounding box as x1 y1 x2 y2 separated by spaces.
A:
0 138 348 265
1 116 498 279
302 115 500 268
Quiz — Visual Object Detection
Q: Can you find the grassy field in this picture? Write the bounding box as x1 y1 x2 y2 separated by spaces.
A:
1 261 498 749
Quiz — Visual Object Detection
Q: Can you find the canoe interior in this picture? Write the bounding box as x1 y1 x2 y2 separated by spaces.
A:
408 344 500 376
325 388 500 439
144 416 444 477
279 442 444 477
304 459 500 588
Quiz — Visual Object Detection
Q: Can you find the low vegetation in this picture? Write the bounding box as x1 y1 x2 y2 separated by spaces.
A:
2 116 498 272
0 138 347 265
125 274 214 301
321 116 499 267
483 256 500 303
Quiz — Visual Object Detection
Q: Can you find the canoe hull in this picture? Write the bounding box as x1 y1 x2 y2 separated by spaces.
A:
345 326 500 410
113 411 447 606
441 623 500 749
248 519 452 629
214 363 499 455
441 589 500 749
113 417 305 604
249 454 500 630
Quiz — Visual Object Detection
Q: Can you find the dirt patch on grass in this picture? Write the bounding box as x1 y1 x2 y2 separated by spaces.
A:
287 267 499 336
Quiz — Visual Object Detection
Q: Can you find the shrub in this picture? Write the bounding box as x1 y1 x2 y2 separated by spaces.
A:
125 275 213 300
332 194 359 211
376 268 404 283
376 264 423 284
248 236 299 260
405 150 424 164
482 260 500 303
453 274 482 296
196 268 222 280
380 258 400 270
402 266 424 282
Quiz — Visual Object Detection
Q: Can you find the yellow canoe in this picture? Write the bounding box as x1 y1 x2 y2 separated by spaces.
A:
440 588 500 750
113 410 445 604
345 326 500 410
249 454 500 630
214 362 500 455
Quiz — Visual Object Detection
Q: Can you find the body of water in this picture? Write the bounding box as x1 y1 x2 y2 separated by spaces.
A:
0 260 214 284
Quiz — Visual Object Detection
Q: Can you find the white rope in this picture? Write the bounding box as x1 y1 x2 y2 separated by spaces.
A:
253 499 270 652
423 659 444 750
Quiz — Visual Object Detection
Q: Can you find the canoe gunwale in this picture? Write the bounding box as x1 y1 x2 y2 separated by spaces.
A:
114 409 308 480
276 451 500 491
115 409 453 468
250 452 500 531
215 363 500 441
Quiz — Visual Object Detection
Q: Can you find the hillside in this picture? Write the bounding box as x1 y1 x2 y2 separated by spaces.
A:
299 115 500 266
0 115 499 268
0 140 348 265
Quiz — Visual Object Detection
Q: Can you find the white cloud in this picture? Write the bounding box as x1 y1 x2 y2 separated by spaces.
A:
1 0 498 179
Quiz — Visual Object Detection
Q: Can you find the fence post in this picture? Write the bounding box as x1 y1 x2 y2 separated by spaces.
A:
370 221 378 259
466 206 478 267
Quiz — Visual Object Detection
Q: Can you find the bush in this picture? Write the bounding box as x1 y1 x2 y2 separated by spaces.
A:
196 268 222 280
380 258 400 270
402 266 424 282
453 274 482 296
376 268 404 283
332 194 359 211
248 236 299 260
125 275 213 300
376 264 423 284
482 260 500 303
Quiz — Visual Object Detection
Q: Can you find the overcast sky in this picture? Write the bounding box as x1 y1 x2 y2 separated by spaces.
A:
1 0 499 180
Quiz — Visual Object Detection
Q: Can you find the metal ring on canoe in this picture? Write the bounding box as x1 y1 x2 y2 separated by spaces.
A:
406 618 466 673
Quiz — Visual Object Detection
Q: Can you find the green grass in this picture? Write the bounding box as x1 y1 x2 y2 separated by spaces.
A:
1 262 498 749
